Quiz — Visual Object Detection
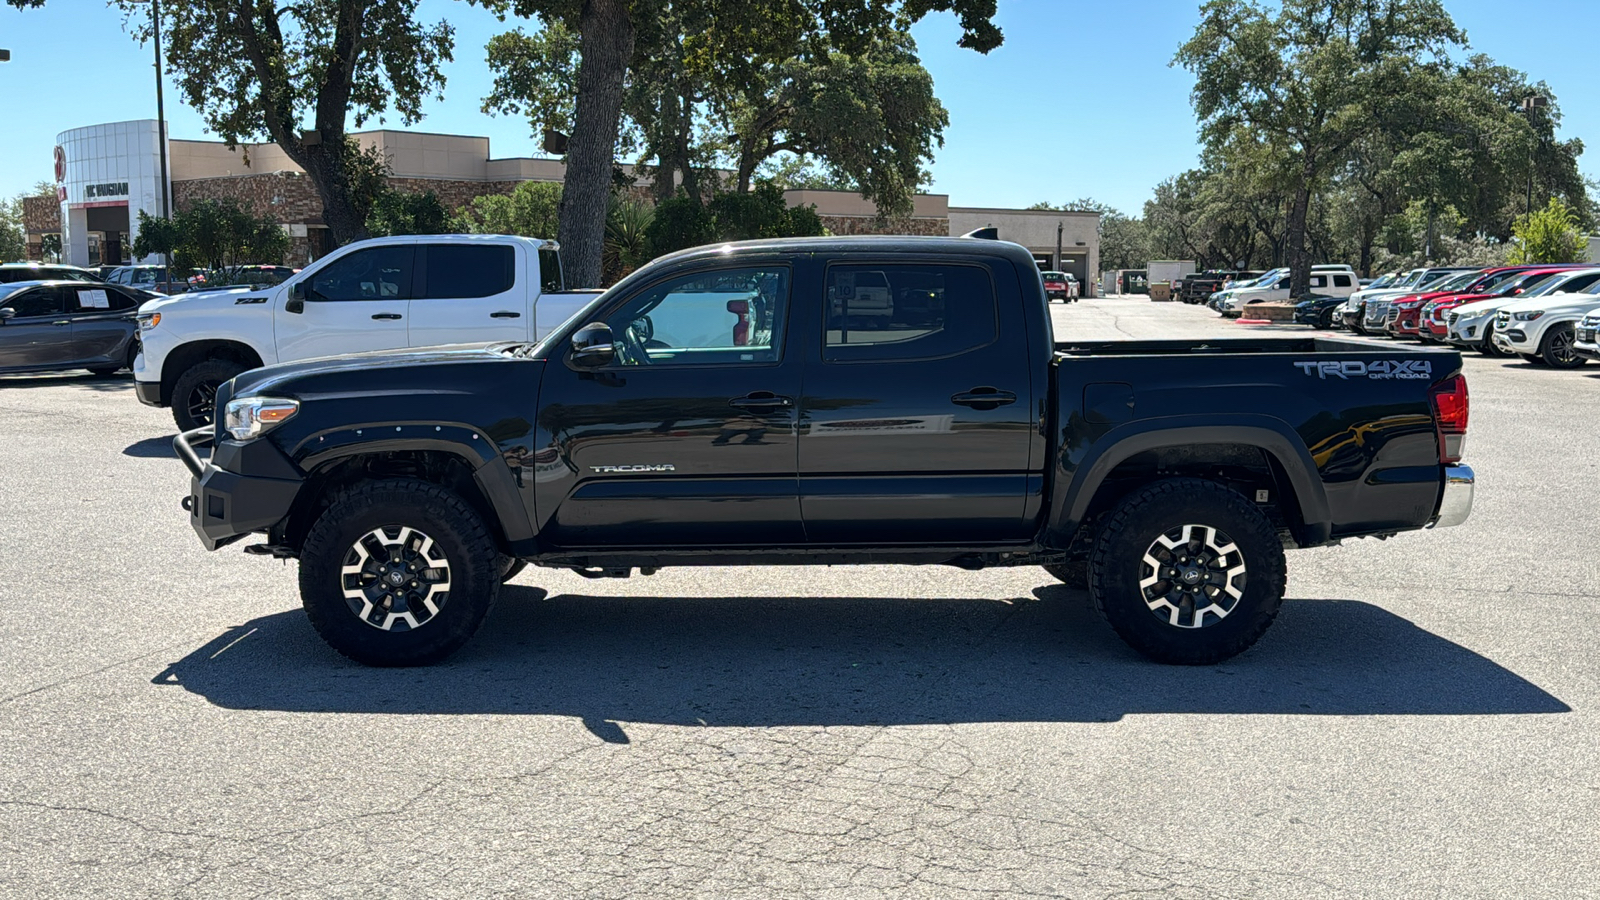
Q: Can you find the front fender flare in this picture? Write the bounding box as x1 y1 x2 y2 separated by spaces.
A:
1047 415 1333 547
293 424 535 548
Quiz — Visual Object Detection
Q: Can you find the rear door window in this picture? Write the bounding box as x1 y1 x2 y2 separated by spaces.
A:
824 264 998 362
420 244 516 299
1334 274 1353 287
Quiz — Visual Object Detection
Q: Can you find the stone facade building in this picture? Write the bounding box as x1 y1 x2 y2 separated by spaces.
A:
27 120 1097 293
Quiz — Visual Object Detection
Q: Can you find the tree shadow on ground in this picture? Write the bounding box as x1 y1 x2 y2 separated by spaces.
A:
153 587 1568 740
0 371 133 392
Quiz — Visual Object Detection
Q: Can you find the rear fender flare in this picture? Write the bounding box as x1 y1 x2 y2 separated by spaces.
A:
294 426 535 547
1048 416 1332 546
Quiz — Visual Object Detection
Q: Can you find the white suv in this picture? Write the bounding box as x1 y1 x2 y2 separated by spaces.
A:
1216 265 1357 316
1488 283 1600 368
135 235 590 430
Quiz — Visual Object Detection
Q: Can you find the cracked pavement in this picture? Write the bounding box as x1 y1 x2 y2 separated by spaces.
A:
1 298 1596 898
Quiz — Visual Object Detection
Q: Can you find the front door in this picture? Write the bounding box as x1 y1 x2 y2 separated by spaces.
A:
534 262 804 548
799 260 1036 544
405 242 531 347
0 286 74 370
65 284 141 364
274 243 414 362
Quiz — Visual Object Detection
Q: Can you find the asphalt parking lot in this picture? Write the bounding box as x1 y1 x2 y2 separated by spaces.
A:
1 297 1597 898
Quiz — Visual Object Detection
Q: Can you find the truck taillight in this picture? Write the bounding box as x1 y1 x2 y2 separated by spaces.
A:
1429 374 1468 464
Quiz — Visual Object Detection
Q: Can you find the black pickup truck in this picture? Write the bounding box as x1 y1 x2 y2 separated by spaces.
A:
175 236 1475 667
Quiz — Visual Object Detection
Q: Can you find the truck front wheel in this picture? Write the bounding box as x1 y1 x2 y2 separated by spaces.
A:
1088 478 1286 665
171 358 246 431
299 479 502 666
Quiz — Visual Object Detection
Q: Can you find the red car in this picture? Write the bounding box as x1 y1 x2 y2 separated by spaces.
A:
1420 265 1580 339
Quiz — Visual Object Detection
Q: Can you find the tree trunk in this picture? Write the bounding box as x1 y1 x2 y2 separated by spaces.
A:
561 0 636 288
1285 181 1312 296
299 144 369 246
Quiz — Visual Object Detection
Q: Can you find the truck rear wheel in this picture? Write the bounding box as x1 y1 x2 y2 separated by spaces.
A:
1088 478 1286 665
172 358 246 431
299 479 501 666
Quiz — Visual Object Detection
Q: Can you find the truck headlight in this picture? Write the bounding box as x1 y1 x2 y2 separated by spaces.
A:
224 397 299 441
1512 310 1544 321
137 312 161 331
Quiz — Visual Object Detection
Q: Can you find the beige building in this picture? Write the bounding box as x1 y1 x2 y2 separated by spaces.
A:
27 121 1099 293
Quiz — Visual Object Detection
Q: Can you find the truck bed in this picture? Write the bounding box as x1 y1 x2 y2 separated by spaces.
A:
1054 337 1426 357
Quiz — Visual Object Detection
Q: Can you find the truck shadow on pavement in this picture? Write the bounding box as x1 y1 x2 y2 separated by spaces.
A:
123 435 177 458
153 586 1568 739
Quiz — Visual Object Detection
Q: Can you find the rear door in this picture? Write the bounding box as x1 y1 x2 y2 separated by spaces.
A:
0 286 73 369
798 259 1036 544
65 284 141 363
405 242 530 347
534 261 804 548
275 243 414 361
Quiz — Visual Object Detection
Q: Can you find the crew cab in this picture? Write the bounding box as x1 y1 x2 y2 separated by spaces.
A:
134 235 587 430
172 236 1476 668
1214 266 1357 316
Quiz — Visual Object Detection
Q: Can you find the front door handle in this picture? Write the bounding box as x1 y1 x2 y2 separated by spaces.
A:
371 313 403 321
951 387 1017 410
729 391 794 411
490 311 522 319
52 320 71 327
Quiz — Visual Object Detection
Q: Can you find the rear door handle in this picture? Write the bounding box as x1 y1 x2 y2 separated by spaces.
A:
729 391 794 411
491 311 522 319
371 313 403 320
951 387 1017 410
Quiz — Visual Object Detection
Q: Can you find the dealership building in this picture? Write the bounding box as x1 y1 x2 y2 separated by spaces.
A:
24 119 1100 292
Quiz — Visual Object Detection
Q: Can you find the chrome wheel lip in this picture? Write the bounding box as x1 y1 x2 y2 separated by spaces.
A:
1137 524 1247 629
339 525 452 632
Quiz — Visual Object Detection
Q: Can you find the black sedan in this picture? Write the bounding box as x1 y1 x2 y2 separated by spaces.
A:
1294 294 1349 329
0 281 155 376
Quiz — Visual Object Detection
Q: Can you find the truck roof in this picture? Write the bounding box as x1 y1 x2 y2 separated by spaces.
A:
650 235 1038 267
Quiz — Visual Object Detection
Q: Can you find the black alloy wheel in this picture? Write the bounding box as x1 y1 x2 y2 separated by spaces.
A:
1540 323 1587 369
170 358 246 431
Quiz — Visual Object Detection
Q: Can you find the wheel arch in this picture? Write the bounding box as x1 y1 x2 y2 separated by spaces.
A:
1049 418 1333 548
280 438 535 557
160 339 267 405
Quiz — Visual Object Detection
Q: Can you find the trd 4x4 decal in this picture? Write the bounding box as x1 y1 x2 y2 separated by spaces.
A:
1294 360 1433 380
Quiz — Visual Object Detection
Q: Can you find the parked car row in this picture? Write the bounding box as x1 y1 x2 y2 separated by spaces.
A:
1205 265 1360 317
1310 264 1600 369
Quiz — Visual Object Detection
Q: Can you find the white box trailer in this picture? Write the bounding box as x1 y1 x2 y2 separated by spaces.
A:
1147 260 1197 286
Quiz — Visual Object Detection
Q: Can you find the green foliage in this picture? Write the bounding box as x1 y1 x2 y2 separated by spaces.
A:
646 182 822 258
132 199 289 272
1508 198 1586 264
0 195 27 263
603 198 655 282
40 234 62 262
758 155 856 192
456 181 565 238
646 196 718 258
102 0 456 244
366 191 452 237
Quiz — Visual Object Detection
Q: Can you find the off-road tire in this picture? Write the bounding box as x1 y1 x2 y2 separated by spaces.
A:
1088 478 1286 665
1043 560 1088 590
1539 323 1587 369
300 479 501 666
171 358 246 431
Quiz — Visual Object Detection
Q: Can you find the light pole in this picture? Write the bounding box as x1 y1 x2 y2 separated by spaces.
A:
1522 95 1548 215
153 0 170 222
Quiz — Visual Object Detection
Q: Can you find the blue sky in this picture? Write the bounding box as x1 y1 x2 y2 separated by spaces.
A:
2 0 1597 214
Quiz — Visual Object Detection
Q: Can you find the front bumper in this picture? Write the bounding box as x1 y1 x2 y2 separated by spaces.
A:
176 427 303 551
1430 465 1475 529
135 379 163 407
1575 339 1600 362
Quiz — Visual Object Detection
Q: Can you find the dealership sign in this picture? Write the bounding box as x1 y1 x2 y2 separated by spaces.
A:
84 182 130 199
53 145 67 202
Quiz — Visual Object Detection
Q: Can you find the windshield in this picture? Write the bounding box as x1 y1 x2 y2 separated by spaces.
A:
1042 272 1066 281
1494 272 1555 296
1415 270 1461 290
1431 271 1481 292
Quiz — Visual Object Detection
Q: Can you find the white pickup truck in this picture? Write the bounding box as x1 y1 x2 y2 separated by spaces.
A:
135 235 594 430
1214 265 1358 316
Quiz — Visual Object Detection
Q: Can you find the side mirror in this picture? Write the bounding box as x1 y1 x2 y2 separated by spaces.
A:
0 308 14 324
285 281 306 314
569 322 615 368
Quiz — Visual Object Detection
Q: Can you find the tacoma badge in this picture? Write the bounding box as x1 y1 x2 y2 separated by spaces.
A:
590 464 676 474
